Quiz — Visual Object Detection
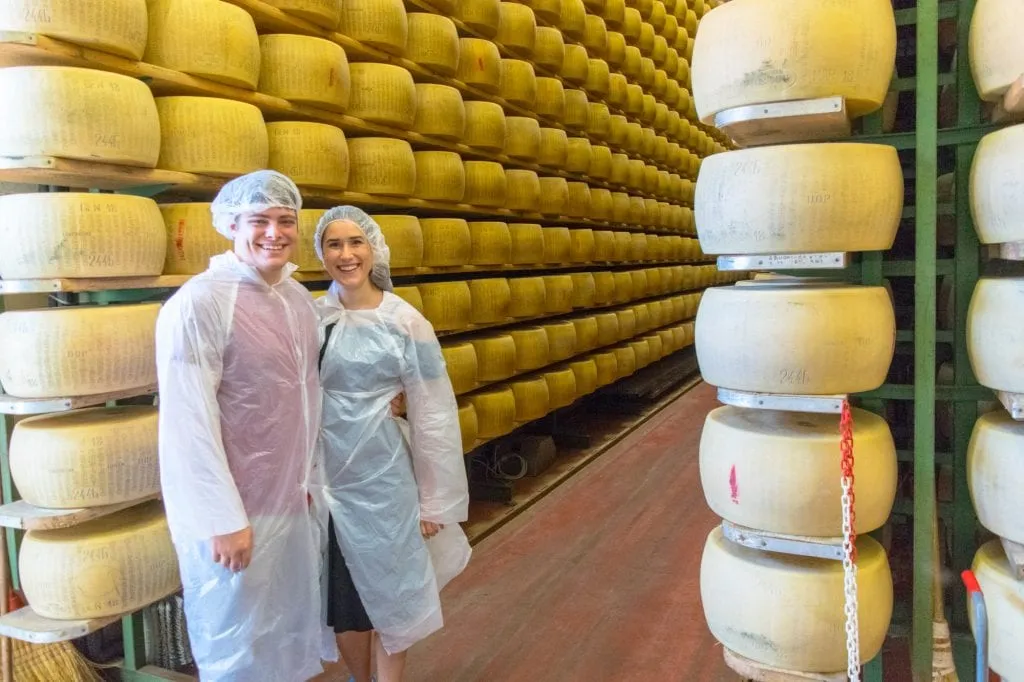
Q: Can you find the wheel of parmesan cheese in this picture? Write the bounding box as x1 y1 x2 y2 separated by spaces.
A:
970 541 1024 679
967 411 1024 545
969 0 1024 102
967 277 1024 393
970 124 1024 245
0 0 148 59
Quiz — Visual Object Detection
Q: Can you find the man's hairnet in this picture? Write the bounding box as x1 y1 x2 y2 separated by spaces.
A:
314 206 394 292
210 170 303 239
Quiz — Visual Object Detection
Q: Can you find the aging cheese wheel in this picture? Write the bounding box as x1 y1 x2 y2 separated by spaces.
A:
406 13 460 77
0 193 166 279
968 0 1024 101
509 223 546 264
442 342 478 394
419 282 472 331
468 222 513 265
537 177 570 216
457 38 502 94
510 327 551 370
498 2 537 55
526 0 561 24
542 275 574 313
144 0 260 89
469 334 517 381
264 0 342 28
701 527 892 672
508 277 547 318
336 0 407 54
469 278 512 324
0 303 160 399
464 161 508 207
700 406 897 537
346 138 416 196
538 127 569 167
457 0 501 38
970 124 1024 244
558 0 587 39
543 320 578 361
457 400 478 452
968 410 1024 545
467 387 517 438
592 351 618 385
10 406 159 509
509 377 551 422
691 0 896 123
156 96 267 175
505 117 542 161
696 143 903 254
393 286 422 313
535 78 566 122
413 151 465 202
970 541 1024 680
463 101 507 152
372 215 423 269
159 203 221 275
346 63 417 129
544 368 578 408
506 169 541 211
534 28 567 71
421 218 472 266
267 122 349 190
258 34 350 112
413 84 466 141
0 0 147 59
695 282 895 394
500 59 538 108
967 277 1024 393
0 66 160 168
19 501 181 620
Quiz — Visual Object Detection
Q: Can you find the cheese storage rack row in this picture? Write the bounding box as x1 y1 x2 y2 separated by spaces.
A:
0 0 730 678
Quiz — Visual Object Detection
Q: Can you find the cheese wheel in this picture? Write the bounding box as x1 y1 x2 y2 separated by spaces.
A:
594 311 620 345
538 127 569 167
413 151 465 202
393 286 423 313
468 388 517 438
538 177 570 216
500 59 538 107
570 272 597 308
372 215 423 269
561 45 591 86
469 222 513 265
572 316 600 352
559 0 587 40
696 143 903 254
968 0 1024 101
457 0 501 38
566 137 593 174
0 66 160 168
970 541 1024 679
968 410 1024 545
10 406 158 509
498 2 537 55
421 218 472 266
544 320 578 361
0 303 160 399
696 282 895 395
463 101 507 151
144 0 260 89
967 277 1024 393
457 400 479 452
346 63 417 129
412 84 466 141
347 138 416 196
506 169 541 211
508 277 547 317
510 327 551 370
526 0 561 24
267 122 349 190
457 38 503 94
592 233 616 262
0 193 166 279
604 0 626 28
544 367 578 408
542 227 572 263
583 15 609 57
691 0 896 123
970 124 1024 244
700 406 896 537
587 102 612 140
701 528 892 672
535 78 567 121
505 116 542 160
159 203 223 275
590 189 613 221
534 27 567 71
336 0 407 54
592 350 619 385
564 89 591 130
0 0 147 59
643 333 664 360
469 334 517 380
509 377 551 422
258 35 350 112
407 13 460 76
566 182 592 218
419 282 473 331
19 501 181 620
569 229 597 262
543 275 575 313
464 161 508 207
622 7 642 42
509 223 546 264
613 345 636 376
585 58 611 97
264 0 342 28
156 96 268 175
442 342 479 394
611 231 632 263
631 301 650 331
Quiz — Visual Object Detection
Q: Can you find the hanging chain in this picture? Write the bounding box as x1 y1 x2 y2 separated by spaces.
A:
840 400 860 682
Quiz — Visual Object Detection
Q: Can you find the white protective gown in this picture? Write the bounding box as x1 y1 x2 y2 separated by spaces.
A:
156 252 327 681
316 283 471 654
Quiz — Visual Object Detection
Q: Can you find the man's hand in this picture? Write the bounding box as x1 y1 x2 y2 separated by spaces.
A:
420 520 443 539
390 392 407 418
212 526 254 572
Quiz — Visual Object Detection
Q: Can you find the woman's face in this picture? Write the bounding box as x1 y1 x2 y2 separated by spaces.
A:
322 220 375 291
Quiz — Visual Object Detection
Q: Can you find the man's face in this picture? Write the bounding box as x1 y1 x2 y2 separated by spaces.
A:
232 207 298 278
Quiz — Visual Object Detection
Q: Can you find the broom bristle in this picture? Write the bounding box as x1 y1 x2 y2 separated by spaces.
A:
13 639 102 682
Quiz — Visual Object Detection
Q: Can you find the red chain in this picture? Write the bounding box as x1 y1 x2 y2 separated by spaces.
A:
840 400 857 561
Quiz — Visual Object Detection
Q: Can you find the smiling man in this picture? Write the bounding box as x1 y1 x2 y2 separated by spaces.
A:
155 170 328 681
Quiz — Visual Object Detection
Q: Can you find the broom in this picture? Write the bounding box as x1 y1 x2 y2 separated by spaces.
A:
932 495 959 682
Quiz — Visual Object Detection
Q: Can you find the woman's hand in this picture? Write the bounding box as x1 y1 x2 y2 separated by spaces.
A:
211 526 254 572
420 520 443 539
390 392 407 418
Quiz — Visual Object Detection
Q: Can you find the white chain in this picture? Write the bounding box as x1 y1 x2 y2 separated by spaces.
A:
841 473 860 682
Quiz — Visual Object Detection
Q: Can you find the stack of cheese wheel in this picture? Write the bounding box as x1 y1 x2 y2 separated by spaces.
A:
690 0 899 674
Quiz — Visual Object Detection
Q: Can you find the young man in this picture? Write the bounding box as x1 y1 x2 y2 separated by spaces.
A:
156 171 328 681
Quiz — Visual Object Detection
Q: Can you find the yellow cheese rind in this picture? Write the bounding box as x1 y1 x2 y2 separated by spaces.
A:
19 501 181 620
509 223 546 264
413 84 466 141
421 218 472 266
509 377 551 422
700 406 897 537
967 410 1024 545
464 161 508 208
467 388 517 438
0 0 148 59
458 38 503 94
695 283 895 394
457 400 478 452
372 215 423 269
346 63 417 129
336 0 408 55
407 13 460 77
420 282 473 331
265 0 342 29
413 151 465 202
970 541 1024 679
442 342 478 394
0 66 160 168
458 0 502 38
267 122 349 190
346 138 416 196
691 0 896 122
500 59 538 108
464 101 507 152
468 222 513 265
156 96 268 176
469 334 517 380
510 327 551 370
508 277 547 317
701 528 893 672
257 34 350 112
0 193 167 279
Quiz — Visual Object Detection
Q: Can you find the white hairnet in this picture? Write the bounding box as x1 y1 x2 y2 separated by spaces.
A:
314 205 394 292
210 170 303 239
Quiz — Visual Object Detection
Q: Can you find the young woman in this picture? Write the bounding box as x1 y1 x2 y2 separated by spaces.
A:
312 206 471 682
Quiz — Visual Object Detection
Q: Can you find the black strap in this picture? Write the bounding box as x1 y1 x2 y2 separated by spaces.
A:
319 322 337 374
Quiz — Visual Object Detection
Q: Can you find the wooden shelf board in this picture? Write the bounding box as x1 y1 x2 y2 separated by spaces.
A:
0 155 210 193
723 648 846 682
0 384 158 415
0 493 161 531
0 275 190 294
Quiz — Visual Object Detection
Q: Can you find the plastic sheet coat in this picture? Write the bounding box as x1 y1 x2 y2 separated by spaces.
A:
156 252 327 681
316 282 471 654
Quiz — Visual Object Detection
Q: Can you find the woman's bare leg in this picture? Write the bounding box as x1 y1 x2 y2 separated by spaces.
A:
374 634 407 682
337 631 373 682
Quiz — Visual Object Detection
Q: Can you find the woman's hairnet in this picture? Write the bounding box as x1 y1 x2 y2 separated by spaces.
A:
210 170 303 239
314 206 394 292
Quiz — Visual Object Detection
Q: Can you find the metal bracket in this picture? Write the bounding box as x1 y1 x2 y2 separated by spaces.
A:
1000 537 1024 580
716 252 851 272
996 240 1024 261
721 521 845 561
717 387 847 414
995 391 1024 421
713 96 852 148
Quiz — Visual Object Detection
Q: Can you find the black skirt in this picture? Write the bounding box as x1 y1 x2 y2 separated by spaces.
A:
326 516 375 634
